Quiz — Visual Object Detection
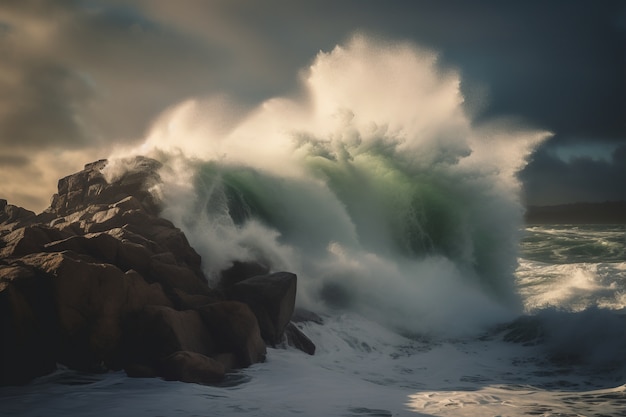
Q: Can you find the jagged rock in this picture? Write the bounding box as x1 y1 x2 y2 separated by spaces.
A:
292 307 325 325
16 252 172 371
285 322 316 355
122 305 215 374
159 351 225 384
148 258 211 298
173 288 219 310
0 199 36 230
219 260 270 288
0 225 72 258
51 157 161 217
0 156 312 386
120 210 205 281
0 263 59 385
197 301 267 368
225 272 297 346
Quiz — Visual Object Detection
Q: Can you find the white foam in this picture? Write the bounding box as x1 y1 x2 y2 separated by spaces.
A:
517 259 626 311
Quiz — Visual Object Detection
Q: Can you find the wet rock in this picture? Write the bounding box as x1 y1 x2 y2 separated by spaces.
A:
0 263 59 385
18 252 172 371
284 322 316 355
0 225 71 258
197 301 267 368
159 351 225 384
0 156 312 386
292 307 324 325
225 272 297 346
219 260 270 288
0 199 36 229
123 306 215 372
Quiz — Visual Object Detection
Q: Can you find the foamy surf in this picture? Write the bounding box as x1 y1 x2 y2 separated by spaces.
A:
107 34 550 337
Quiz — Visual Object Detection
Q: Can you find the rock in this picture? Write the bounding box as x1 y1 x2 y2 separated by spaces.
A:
121 211 203 273
122 305 215 372
43 233 120 264
51 157 161 217
117 240 153 275
284 322 316 355
0 199 36 229
225 272 297 346
0 225 71 258
219 260 270 288
197 301 266 368
158 351 225 384
292 307 325 325
148 258 211 298
0 263 59 385
0 156 312 386
123 362 160 378
173 288 219 310
18 252 172 371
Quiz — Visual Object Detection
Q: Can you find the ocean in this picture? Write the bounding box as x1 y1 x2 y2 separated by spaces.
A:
1 225 624 416
2 35 625 416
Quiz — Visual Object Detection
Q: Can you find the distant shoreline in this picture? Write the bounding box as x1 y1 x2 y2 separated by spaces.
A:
524 201 626 225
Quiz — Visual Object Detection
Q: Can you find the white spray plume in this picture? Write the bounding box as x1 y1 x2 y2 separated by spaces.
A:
107 34 550 337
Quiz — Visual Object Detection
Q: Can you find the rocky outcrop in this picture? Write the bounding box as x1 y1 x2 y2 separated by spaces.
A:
0 156 314 386
224 272 297 346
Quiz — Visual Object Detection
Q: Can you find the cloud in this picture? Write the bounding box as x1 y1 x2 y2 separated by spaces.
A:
0 0 244 210
0 154 29 167
0 0 623 211
0 0 234 150
521 142 626 205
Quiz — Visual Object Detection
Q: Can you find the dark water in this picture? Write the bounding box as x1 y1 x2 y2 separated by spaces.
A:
521 224 626 264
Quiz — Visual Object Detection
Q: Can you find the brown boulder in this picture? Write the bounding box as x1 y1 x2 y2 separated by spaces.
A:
149 258 211 298
124 213 204 277
159 351 225 384
197 301 266 368
44 233 119 264
17 252 172 370
0 225 71 258
173 288 219 310
122 305 215 372
284 322 316 355
51 157 161 217
219 260 270 288
43 232 153 275
123 270 173 312
0 156 313 386
0 263 60 385
225 272 297 346
0 199 36 229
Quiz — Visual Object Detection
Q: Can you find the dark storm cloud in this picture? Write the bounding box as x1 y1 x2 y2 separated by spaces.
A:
0 154 29 167
0 0 230 149
0 0 624 209
130 0 626 132
521 143 626 205
2 0 623 149
454 1 625 141
0 0 236 210
364 0 625 142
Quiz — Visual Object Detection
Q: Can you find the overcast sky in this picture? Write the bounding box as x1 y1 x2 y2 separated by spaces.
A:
0 0 624 211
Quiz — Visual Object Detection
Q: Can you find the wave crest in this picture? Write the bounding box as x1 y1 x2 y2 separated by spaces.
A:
110 35 550 336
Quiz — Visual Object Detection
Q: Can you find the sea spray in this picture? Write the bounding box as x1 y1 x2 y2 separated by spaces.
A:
110 35 549 337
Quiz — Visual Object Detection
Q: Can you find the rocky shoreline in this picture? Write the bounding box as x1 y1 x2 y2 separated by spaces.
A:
0 156 314 386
